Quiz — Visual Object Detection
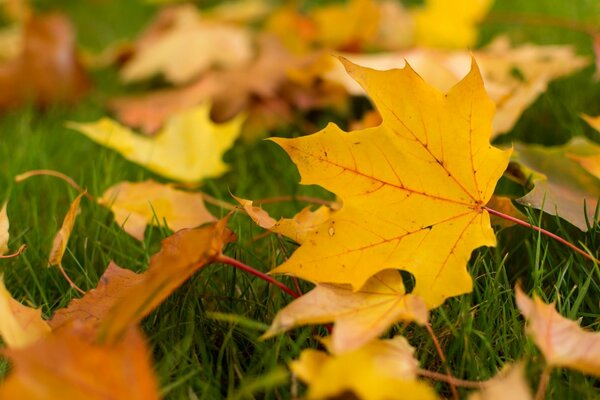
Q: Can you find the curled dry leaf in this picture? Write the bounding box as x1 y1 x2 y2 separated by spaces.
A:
99 180 216 241
48 191 86 267
0 325 160 400
271 57 510 308
0 201 8 255
97 218 234 343
235 196 331 244
121 4 252 84
0 12 90 110
291 336 438 400
515 285 600 376
514 138 600 231
468 363 532 400
262 270 427 353
48 262 143 331
0 276 51 348
68 104 244 183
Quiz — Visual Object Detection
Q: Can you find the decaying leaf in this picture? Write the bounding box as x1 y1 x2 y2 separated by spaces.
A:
121 4 252 84
48 262 143 331
0 325 160 400
97 218 234 343
0 276 51 348
412 0 493 48
263 270 427 353
99 180 216 240
235 196 331 244
468 363 532 400
514 138 600 231
0 12 90 110
68 104 244 183
48 191 85 267
326 37 589 136
0 201 8 255
291 336 438 400
271 57 510 308
515 285 600 376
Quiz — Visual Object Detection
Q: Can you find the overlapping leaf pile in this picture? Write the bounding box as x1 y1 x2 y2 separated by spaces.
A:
0 0 599 398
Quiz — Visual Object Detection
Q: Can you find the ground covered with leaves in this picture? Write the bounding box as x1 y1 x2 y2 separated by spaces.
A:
0 0 599 399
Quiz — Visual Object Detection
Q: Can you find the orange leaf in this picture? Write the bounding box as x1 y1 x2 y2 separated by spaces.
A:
48 191 85 267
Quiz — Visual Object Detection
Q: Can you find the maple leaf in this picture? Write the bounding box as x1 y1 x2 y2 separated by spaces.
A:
98 180 216 241
513 138 600 231
235 196 332 244
121 4 252 84
97 218 234 343
0 12 90 110
270 57 511 307
468 363 532 400
0 325 160 400
412 0 493 48
262 270 427 353
0 276 51 348
291 335 438 400
48 262 143 331
515 285 600 376
48 191 85 267
67 104 244 183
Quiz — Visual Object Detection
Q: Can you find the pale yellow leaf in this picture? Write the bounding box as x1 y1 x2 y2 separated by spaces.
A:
99 180 216 240
0 276 50 348
263 270 427 353
48 191 85 266
0 201 8 255
67 104 244 183
516 285 600 376
469 363 532 400
291 336 438 400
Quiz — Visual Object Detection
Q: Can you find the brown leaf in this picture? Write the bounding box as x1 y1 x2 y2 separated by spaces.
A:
516 285 600 376
48 262 143 331
48 191 85 267
0 13 90 110
0 325 160 400
98 180 216 241
97 218 234 343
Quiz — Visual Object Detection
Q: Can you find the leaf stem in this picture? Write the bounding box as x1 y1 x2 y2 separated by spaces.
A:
253 195 334 207
483 206 598 264
0 244 26 259
417 369 483 389
57 262 85 295
425 323 459 400
215 254 300 299
15 169 95 201
535 366 552 400
200 193 236 210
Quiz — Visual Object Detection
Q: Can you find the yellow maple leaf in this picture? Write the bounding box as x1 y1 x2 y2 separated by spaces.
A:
99 180 216 240
262 270 427 353
412 0 493 48
291 336 438 400
67 104 244 183
270 57 510 308
515 285 600 377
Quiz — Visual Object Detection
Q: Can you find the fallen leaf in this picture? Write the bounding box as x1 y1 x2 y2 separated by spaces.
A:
291 336 438 400
97 218 234 343
325 37 589 136
574 115 600 179
0 202 8 255
120 4 252 84
48 262 143 331
67 104 244 183
0 325 160 400
515 285 600 376
0 276 51 348
412 0 493 48
0 12 90 110
263 270 427 353
48 191 86 267
270 57 510 308
468 363 532 400
99 180 216 241
235 196 331 244
373 0 414 51
514 138 600 231
486 195 528 228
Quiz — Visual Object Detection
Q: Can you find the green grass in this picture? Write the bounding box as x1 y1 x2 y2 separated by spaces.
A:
1 0 599 398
